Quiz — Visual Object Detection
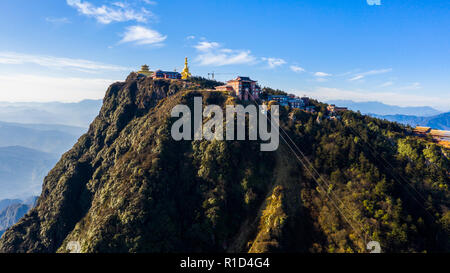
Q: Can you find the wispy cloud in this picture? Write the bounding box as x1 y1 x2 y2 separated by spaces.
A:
192 38 288 68
194 41 220 52
196 51 257 66
290 65 305 73
379 81 394 87
0 52 129 72
141 0 157 5
349 68 392 81
262 57 286 68
398 82 421 90
45 17 71 24
314 72 331 77
120 25 166 45
366 0 382 6
66 0 153 24
349 75 364 81
0 74 116 102
193 40 257 66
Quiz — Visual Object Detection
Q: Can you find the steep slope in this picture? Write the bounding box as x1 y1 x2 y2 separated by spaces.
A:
0 74 448 253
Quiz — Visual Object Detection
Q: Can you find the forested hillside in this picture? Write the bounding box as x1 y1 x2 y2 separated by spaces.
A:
0 74 448 253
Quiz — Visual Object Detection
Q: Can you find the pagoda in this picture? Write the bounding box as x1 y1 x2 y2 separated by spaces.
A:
137 64 153 77
181 57 191 79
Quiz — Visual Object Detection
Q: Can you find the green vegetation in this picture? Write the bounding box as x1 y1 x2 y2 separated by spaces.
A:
1 74 448 253
259 87 289 101
186 76 224 89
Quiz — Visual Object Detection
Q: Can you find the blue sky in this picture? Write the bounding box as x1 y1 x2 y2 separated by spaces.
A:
0 0 449 111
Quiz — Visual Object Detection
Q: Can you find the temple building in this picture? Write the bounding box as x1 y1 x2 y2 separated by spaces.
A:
215 76 261 100
181 57 191 79
137 64 153 77
327 104 348 113
153 70 182 80
136 58 190 80
267 95 307 108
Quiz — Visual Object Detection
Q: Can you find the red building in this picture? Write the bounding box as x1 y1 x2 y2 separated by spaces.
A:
215 76 260 100
153 70 182 80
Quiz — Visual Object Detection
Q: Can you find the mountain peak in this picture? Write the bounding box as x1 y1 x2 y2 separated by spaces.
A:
0 76 448 253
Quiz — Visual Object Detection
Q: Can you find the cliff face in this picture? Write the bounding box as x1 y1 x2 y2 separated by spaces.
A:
0 73 188 252
0 74 448 253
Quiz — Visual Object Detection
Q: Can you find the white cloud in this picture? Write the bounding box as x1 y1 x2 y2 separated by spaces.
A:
193 40 257 66
314 72 331 77
0 74 116 102
142 0 157 5
398 82 421 90
315 77 329 82
262 57 286 68
186 35 196 40
45 17 71 24
193 40 285 68
290 65 305 73
120 25 167 45
0 52 129 72
196 51 257 66
349 68 392 81
379 81 394 87
367 0 382 6
194 41 220 52
66 0 152 24
349 75 364 81
112 2 126 8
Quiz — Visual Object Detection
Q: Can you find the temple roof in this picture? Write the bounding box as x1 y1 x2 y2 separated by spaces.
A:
228 76 256 83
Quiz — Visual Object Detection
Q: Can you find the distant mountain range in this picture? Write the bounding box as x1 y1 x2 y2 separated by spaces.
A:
0 146 58 200
0 100 100 201
0 197 37 237
0 99 102 127
326 100 449 130
0 101 102 236
326 100 442 116
372 112 450 130
0 199 22 212
0 121 84 154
